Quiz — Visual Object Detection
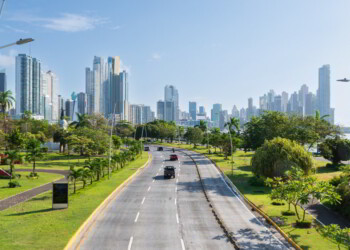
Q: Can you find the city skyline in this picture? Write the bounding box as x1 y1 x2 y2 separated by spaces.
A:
1 1 350 125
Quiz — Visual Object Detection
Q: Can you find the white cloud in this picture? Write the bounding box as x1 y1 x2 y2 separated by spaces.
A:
10 13 106 32
3 25 29 33
0 49 17 68
150 52 162 61
111 25 121 30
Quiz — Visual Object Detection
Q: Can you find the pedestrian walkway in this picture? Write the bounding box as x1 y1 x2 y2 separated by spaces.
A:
0 169 69 211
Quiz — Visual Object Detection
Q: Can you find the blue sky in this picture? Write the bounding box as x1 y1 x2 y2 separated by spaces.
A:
1 0 350 126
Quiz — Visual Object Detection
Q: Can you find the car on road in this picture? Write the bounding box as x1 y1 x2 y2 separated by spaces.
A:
170 154 178 161
157 147 163 151
144 146 150 151
164 166 175 179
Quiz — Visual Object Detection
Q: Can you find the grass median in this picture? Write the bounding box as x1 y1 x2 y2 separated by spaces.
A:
0 152 149 250
160 142 346 250
0 172 64 201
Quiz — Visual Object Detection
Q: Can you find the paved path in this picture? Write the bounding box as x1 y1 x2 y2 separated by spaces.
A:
69 146 292 250
0 169 68 211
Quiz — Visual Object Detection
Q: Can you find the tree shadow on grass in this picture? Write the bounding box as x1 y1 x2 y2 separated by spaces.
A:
6 208 53 216
30 195 51 201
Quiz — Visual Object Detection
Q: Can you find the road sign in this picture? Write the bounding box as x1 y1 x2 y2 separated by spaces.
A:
52 182 68 209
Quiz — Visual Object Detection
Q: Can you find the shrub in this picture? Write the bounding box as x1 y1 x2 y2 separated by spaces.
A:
27 172 39 178
8 181 21 188
251 137 313 178
248 175 266 187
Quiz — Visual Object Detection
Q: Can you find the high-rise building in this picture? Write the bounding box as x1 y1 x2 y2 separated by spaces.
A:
281 92 289 112
15 54 33 115
118 70 129 121
211 103 222 127
85 67 94 114
259 94 267 111
289 91 299 114
129 104 143 125
164 85 179 120
106 56 120 115
247 97 254 121
219 110 228 130
142 106 153 124
164 101 175 121
267 90 275 111
239 108 246 122
199 106 206 116
157 100 165 120
0 69 7 92
42 95 52 121
65 99 73 119
189 101 197 120
41 71 59 121
231 105 239 118
318 65 331 122
273 95 282 112
31 58 41 115
305 92 317 116
77 92 87 115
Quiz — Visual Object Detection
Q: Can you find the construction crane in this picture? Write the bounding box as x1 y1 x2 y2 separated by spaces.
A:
0 0 6 17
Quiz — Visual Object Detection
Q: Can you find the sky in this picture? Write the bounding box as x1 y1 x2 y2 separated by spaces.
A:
1 0 350 126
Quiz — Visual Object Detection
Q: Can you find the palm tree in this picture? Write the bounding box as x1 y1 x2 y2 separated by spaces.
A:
0 90 15 114
70 113 90 128
5 150 21 182
25 138 44 174
195 120 207 132
0 90 15 133
69 166 83 194
224 117 240 135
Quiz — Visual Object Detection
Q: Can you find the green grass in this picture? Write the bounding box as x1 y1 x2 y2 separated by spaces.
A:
0 172 64 201
0 152 149 250
160 142 346 250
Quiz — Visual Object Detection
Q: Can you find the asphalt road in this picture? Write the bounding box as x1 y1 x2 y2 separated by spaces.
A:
72 147 291 250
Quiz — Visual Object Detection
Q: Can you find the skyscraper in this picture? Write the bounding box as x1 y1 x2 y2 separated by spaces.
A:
281 91 289 112
85 67 94 114
273 95 282 112
41 71 59 121
157 100 165 120
305 92 316 116
231 105 239 118
199 106 206 116
15 54 33 115
164 85 179 120
106 56 120 115
0 69 7 93
318 65 331 122
298 84 309 116
211 103 222 127
77 92 87 115
189 101 197 120
118 70 129 121
31 58 41 115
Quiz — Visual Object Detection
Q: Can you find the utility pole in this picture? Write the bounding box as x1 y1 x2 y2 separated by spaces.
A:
108 104 117 180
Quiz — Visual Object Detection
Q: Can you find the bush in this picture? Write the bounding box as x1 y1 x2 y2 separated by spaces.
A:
295 220 312 228
8 181 21 188
248 175 266 187
251 137 313 178
27 172 39 178
282 210 296 216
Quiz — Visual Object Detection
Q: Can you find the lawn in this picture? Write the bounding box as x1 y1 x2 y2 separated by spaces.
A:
160 142 346 250
0 152 149 250
0 172 64 201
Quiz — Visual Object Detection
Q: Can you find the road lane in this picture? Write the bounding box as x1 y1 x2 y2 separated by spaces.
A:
76 146 232 250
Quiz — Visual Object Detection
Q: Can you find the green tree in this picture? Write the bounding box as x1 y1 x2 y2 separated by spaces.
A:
319 137 350 165
112 135 122 150
70 113 90 128
25 138 45 174
0 90 15 133
184 127 203 148
68 166 83 194
225 117 240 135
251 137 314 178
5 150 21 183
320 224 350 250
6 129 25 150
195 120 207 132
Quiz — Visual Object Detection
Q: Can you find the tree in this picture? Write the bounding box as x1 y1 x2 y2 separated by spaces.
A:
209 128 221 152
70 113 90 128
53 128 70 153
5 150 22 183
25 138 45 174
68 166 83 194
251 137 314 178
114 121 135 138
320 224 350 250
195 120 207 132
184 127 203 148
0 90 15 133
319 137 350 165
6 129 25 150
225 117 240 135
112 135 122 150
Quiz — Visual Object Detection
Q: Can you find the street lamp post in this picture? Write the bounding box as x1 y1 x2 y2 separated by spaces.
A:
0 38 34 50
108 104 117 180
228 130 234 176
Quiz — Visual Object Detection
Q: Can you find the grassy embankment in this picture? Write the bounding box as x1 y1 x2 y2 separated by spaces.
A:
0 152 149 250
0 172 63 201
160 142 346 250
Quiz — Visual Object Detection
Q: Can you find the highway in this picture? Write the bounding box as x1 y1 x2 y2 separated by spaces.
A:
70 146 292 250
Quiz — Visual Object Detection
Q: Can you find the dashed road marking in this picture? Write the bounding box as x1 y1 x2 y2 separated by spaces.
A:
176 213 179 224
134 212 140 222
180 239 185 250
128 236 133 250
147 186 151 191
152 179 155 183
176 178 178 183
175 187 177 192
175 198 177 205
141 197 145 205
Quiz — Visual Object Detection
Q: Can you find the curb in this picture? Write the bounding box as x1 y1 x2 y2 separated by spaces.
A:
64 153 152 250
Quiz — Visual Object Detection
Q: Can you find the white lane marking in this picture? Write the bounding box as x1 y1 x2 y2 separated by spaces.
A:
128 236 133 250
175 198 177 205
148 186 151 191
178 173 180 177
141 197 146 205
175 187 177 192
152 179 155 183
134 212 140 222
176 213 179 224
176 178 178 183
180 239 185 250
159 167 161 171
156 173 158 176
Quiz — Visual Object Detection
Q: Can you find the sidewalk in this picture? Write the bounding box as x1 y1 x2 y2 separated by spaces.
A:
0 169 69 211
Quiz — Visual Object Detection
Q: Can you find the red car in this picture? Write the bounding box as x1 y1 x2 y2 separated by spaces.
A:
170 154 178 161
